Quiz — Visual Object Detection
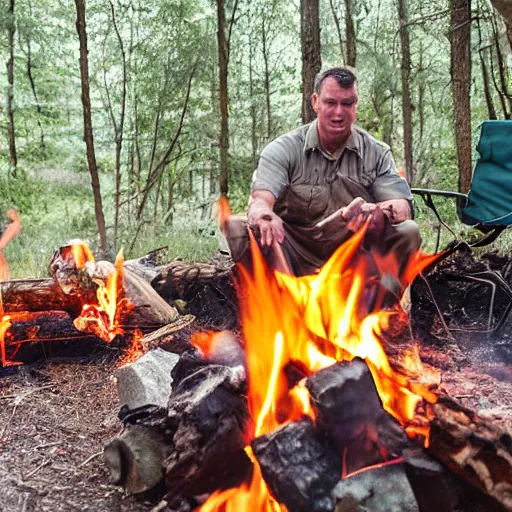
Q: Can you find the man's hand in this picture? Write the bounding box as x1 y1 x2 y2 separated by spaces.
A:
247 191 284 247
377 198 411 223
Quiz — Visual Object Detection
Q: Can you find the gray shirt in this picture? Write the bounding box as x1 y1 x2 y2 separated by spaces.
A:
251 120 412 203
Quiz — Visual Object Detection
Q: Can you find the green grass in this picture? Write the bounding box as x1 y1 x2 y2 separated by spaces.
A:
3 162 511 279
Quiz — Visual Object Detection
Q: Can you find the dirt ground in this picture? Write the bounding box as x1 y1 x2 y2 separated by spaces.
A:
0 352 154 512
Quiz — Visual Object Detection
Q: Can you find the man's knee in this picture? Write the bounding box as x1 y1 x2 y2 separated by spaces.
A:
222 216 250 262
393 220 422 251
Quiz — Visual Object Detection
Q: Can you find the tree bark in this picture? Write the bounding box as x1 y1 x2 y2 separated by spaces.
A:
301 0 322 124
19 0 44 150
477 17 497 120
450 0 472 193
490 0 512 25
397 0 414 184
262 18 272 140
74 0 108 257
6 0 17 175
344 0 357 67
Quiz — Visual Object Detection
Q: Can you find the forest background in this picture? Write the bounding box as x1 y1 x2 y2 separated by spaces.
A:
1 0 512 278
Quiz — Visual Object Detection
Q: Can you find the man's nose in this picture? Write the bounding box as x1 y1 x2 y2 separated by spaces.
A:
334 103 344 116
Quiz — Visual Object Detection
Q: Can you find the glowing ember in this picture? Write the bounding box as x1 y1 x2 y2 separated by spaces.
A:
195 205 443 511
0 315 21 367
116 329 145 367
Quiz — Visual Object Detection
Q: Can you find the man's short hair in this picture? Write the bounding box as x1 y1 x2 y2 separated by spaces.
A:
314 67 358 93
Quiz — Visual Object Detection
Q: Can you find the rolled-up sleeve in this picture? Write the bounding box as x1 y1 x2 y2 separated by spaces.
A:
371 149 413 202
251 136 298 198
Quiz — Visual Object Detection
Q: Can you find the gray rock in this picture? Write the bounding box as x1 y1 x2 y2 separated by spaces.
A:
116 348 180 409
333 463 419 512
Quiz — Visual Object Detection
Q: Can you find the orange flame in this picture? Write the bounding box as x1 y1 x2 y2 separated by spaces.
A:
197 214 443 511
73 249 134 343
71 242 95 269
216 195 232 232
0 315 22 367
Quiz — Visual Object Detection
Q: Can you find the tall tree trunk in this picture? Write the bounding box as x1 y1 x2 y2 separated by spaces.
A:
301 0 321 124
450 0 472 193
6 0 17 175
344 0 356 67
418 44 425 146
477 16 497 120
329 0 347 63
262 18 272 140
249 34 258 170
19 0 44 150
490 0 512 25
397 0 413 184
74 0 108 257
216 0 229 196
109 0 127 249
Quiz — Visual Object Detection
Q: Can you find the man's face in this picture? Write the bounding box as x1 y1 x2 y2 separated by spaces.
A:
311 77 358 144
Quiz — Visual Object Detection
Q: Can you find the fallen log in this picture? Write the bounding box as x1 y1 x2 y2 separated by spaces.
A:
152 260 237 329
1 310 101 366
0 278 82 316
427 395 512 510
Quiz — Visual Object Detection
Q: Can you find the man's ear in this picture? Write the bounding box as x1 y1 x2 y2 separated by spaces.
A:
311 92 319 113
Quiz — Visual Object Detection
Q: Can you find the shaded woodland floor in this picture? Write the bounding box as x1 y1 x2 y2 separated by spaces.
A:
0 354 152 512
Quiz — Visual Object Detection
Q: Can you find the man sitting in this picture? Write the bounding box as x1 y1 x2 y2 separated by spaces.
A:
225 66 420 280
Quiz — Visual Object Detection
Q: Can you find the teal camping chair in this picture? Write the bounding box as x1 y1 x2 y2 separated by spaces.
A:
411 120 512 333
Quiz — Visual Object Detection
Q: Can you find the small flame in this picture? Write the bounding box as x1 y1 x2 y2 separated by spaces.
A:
71 242 95 269
117 329 145 367
73 249 134 342
216 195 232 232
0 315 22 367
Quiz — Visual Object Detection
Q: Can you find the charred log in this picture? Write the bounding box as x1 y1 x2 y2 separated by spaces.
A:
163 364 251 501
1 310 100 366
251 418 341 512
305 358 413 474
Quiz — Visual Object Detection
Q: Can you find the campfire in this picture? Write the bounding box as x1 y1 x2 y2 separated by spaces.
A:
108 202 512 511
0 241 182 367
1 208 511 511
179 205 441 511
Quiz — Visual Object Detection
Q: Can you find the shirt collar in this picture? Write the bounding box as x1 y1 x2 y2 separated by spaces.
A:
304 119 362 159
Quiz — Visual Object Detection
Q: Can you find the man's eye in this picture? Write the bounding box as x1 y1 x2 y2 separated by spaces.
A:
342 101 355 107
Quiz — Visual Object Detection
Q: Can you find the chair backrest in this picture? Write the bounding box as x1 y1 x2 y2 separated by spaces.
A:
462 120 512 226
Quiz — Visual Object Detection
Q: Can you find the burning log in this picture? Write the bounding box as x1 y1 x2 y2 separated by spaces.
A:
251 418 341 512
1 310 99 366
305 358 414 474
163 364 251 501
0 278 82 315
